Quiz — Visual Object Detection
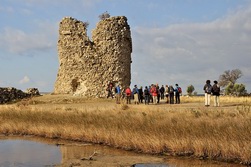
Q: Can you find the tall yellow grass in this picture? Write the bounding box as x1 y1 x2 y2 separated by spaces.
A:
0 95 251 165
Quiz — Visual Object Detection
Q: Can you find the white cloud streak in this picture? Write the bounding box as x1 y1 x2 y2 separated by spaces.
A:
19 76 30 84
0 20 57 56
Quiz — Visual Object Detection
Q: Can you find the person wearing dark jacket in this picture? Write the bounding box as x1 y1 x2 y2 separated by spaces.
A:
212 80 220 107
203 80 212 107
143 86 150 104
168 85 174 104
138 86 144 103
156 84 160 103
160 85 165 100
174 83 181 104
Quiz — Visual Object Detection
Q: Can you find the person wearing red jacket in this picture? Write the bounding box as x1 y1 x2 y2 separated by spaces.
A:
151 84 158 105
125 86 131 104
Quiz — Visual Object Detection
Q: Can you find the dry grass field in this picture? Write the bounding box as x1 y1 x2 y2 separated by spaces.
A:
0 94 251 165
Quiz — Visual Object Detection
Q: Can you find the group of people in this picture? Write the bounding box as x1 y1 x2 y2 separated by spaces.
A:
108 80 221 107
107 82 182 105
203 80 221 107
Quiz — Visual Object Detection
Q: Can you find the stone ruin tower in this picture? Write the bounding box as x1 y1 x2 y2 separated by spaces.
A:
54 16 132 97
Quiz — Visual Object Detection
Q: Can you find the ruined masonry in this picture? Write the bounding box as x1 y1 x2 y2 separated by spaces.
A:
0 87 40 104
54 16 132 97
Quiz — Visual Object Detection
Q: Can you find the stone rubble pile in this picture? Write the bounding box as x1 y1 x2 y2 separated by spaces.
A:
26 88 40 96
54 16 132 98
0 87 40 104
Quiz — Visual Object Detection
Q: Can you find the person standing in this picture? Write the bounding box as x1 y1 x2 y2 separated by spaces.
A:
148 85 153 103
138 86 144 103
133 85 139 104
169 85 174 104
143 86 150 105
174 84 181 104
151 84 158 105
125 86 131 104
115 84 121 104
203 80 212 107
106 82 114 98
156 84 160 103
160 85 165 100
212 80 220 107
164 85 169 103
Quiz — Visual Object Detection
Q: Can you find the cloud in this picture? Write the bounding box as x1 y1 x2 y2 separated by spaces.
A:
0 25 56 56
131 4 251 92
0 1 99 57
0 5 14 13
19 76 30 84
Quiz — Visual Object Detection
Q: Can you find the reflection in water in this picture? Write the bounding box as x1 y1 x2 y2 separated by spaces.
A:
0 136 244 167
0 138 61 167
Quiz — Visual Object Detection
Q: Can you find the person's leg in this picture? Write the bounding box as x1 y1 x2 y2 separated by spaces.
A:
153 96 157 104
117 94 120 104
127 96 130 104
134 94 139 104
207 94 211 106
214 95 217 106
208 94 211 106
217 95 220 106
205 93 208 106
170 94 174 104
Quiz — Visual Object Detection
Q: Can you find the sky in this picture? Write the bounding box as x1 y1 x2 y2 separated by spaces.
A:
0 0 251 94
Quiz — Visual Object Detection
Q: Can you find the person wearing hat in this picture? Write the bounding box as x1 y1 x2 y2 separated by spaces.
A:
212 80 220 107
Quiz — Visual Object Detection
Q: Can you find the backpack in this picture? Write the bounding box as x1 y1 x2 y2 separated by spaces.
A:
144 89 149 95
133 88 138 94
125 88 131 96
178 87 182 93
206 84 212 94
214 84 220 93
169 87 174 93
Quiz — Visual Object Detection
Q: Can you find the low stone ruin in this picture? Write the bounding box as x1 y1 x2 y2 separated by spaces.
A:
54 16 132 97
0 87 40 104
26 88 40 96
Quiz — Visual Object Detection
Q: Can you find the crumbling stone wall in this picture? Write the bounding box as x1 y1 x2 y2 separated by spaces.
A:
0 87 40 104
54 16 132 97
